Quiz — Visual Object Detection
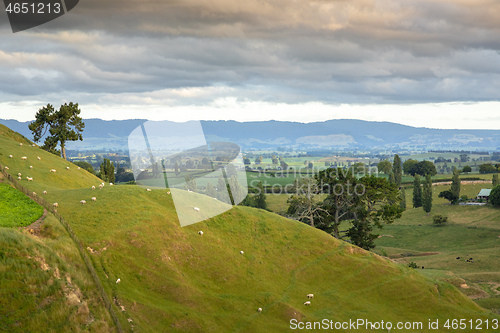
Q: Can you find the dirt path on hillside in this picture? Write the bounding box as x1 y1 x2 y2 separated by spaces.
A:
20 209 48 235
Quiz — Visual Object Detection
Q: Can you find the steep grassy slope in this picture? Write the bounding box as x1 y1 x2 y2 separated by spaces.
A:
1 124 499 332
0 188 115 331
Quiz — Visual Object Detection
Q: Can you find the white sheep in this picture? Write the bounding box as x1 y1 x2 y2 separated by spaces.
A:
240 251 244 255
80 200 86 205
21 156 27 160
92 186 95 190
18 173 21 176
4 166 9 170
53 203 59 208
50 169 56 173
193 207 200 212
27 177 33 181
37 156 41 160
116 278 121 284
307 294 314 299
8 155 12 158
304 301 311 306
17 177 21 180
166 191 171 194
66 167 70 170
109 183 113 186
99 184 103 189
198 231 203 236
43 191 47 195
19 143 22 146
77 167 80 169
32 144 35 147
29 166 33 169
91 197 97 202
32 192 36 196
146 188 152 191
258 308 262 313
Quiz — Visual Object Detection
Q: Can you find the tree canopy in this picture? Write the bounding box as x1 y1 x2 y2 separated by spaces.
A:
407 161 437 176
490 185 500 207
377 160 392 174
28 103 84 160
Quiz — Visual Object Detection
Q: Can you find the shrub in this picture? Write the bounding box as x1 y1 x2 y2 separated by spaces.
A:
433 215 448 226
408 262 418 269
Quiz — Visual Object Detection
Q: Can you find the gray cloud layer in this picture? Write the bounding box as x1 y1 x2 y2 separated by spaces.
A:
1 0 500 109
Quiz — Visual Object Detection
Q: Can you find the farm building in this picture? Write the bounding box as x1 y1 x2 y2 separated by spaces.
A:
476 189 492 201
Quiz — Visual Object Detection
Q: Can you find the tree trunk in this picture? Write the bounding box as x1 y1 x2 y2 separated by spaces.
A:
61 142 66 160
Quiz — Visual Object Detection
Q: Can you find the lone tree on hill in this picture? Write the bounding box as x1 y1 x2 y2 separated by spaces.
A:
412 175 422 208
422 174 433 214
29 103 84 160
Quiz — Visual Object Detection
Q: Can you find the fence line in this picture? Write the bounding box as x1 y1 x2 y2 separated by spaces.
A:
0 164 123 333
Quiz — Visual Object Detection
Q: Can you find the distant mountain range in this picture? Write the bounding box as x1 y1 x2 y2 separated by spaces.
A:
1 118 499 152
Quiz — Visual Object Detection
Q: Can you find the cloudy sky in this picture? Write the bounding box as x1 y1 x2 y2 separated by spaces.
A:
1 0 500 128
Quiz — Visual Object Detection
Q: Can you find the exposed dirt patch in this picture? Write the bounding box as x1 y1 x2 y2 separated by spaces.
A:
344 246 367 255
33 255 50 271
19 209 48 235
377 234 394 238
87 241 111 255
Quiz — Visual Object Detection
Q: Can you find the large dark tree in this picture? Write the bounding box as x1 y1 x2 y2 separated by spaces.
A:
347 175 403 250
315 169 402 250
316 168 359 238
29 103 84 160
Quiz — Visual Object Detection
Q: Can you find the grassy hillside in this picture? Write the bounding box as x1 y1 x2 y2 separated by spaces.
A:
374 181 500 314
1 124 499 332
0 183 44 227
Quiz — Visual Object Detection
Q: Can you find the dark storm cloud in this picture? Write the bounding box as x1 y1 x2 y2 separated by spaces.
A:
1 0 500 106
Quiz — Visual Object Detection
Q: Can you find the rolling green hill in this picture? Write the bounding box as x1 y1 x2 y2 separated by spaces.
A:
1 123 499 332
